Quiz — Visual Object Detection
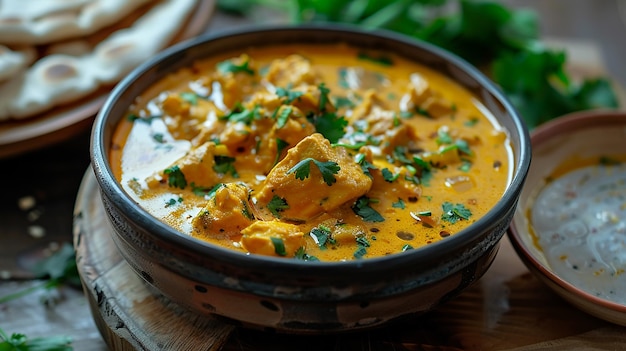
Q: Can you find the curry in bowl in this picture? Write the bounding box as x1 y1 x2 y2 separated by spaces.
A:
109 43 513 262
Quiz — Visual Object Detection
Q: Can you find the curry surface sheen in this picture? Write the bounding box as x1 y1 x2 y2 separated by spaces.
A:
110 43 512 261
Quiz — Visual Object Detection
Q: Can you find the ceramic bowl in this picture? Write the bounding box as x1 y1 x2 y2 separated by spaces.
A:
509 109 626 326
91 25 531 333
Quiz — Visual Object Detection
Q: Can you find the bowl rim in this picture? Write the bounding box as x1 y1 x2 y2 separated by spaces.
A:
91 23 531 277
509 108 626 313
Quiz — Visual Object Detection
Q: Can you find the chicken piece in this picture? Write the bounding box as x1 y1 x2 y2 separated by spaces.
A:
408 73 433 106
265 54 318 88
146 141 226 189
240 220 306 257
407 73 454 118
216 54 258 107
192 183 255 239
256 133 373 221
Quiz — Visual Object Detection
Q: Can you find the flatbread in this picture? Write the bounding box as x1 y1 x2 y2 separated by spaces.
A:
0 0 153 45
0 0 197 121
0 45 35 81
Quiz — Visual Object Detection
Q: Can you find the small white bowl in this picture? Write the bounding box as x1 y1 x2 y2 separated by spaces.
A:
509 109 626 326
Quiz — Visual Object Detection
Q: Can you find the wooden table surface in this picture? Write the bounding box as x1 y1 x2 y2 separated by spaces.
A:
2 3 626 350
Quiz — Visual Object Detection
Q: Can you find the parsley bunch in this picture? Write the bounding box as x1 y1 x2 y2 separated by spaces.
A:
218 0 619 128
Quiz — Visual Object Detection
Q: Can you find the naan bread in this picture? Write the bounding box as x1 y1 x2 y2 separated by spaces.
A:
0 0 153 44
0 0 197 120
0 45 35 82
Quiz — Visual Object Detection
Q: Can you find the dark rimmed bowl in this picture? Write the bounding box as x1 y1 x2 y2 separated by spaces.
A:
90 24 531 333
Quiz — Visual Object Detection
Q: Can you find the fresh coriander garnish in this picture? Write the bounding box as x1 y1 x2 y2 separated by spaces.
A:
267 195 289 218
163 165 187 189
357 52 394 66
441 202 472 224
309 225 334 249
217 59 254 75
275 105 292 128
270 237 287 256
274 138 289 165
213 155 238 177
307 112 348 143
392 198 405 209
381 168 398 182
317 82 331 111
276 86 303 104
180 92 199 105
295 247 319 261
355 153 376 178
286 158 340 186
352 196 384 222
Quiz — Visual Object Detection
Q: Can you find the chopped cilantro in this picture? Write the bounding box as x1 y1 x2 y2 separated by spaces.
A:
310 226 334 249
274 138 289 165
295 247 319 261
286 157 340 186
276 86 304 103
217 59 254 75
308 112 348 143
275 105 293 128
223 104 261 125
317 82 331 111
352 196 384 222
127 113 160 124
464 117 479 127
180 92 199 105
164 165 187 189
191 182 216 197
267 195 289 218
401 244 414 252
441 202 472 224
355 153 376 178
333 96 356 109
392 198 405 209
164 197 182 208
436 129 453 145
458 159 472 172
270 237 287 256
381 168 398 182
357 52 394 66
152 133 165 143
213 155 238 177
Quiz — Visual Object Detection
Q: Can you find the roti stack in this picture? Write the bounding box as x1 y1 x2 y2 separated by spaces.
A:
0 0 199 121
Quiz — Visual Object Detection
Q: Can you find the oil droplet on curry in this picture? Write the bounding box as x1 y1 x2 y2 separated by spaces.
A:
110 44 513 261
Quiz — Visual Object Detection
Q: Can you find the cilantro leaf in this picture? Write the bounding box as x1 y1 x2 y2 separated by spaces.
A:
275 105 292 128
274 138 289 165
270 237 287 256
295 247 319 261
441 202 472 224
309 226 334 249
164 165 187 189
213 156 238 178
180 92 200 105
276 87 304 103
317 82 331 111
286 158 340 186
355 153 376 178
267 195 289 218
217 59 254 75
223 104 261 125
352 196 384 222
308 112 348 143
392 198 405 209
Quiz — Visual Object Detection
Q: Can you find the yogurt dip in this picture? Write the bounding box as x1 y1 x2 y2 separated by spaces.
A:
530 159 626 304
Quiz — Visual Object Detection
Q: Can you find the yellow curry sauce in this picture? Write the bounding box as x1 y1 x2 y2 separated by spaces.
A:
110 43 513 261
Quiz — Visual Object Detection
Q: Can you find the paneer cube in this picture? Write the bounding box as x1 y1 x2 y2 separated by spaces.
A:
192 183 255 238
256 133 373 220
240 220 306 257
